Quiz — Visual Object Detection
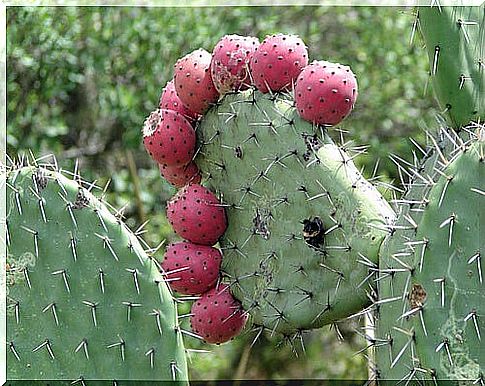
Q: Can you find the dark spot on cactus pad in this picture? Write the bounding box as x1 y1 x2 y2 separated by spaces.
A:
33 169 48 191
234 146 243 159
302 133 322 161
72 188 90 210
253 208 271 240
302 217 325 248
409 283 427 310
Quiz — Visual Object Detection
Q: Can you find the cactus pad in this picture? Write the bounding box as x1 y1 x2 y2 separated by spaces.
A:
6 165 188 382
375 126 484 382
195 89 395 335
419 5 484 128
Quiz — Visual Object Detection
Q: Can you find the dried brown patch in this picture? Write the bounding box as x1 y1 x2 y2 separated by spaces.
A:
409 283 427 309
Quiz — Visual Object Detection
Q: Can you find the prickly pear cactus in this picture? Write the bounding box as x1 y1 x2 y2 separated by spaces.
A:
372 127 447 381
375 126 484 382
419 5 484 128
5 164 188 382
409 134 484 380
373 4 484 382
196 90 395 335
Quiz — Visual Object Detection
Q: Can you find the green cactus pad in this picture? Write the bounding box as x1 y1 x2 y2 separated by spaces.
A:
375 5 484 381
195 90 395 335
374 130 448 381
6 165 188 382
375 126 484 382
419 5 484 128
408 136 484 380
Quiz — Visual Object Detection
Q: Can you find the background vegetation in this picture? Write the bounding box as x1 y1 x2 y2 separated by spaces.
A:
7 6 440 380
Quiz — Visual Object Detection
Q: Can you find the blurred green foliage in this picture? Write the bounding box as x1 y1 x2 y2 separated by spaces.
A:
6 6 439 380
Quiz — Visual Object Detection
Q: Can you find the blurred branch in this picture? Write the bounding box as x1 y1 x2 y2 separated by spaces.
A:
62 142 105 158
125 149 146 224
234 342 252 381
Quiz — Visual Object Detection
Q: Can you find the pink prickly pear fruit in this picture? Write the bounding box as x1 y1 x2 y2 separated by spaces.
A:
173 49 219 114
159 80 200 123
211 34 260 94
295 60 358 126
167 183 227 246
190 284 248 344
250 33 308 93
161 241 222 295
142 109 196 167
159 162 202 188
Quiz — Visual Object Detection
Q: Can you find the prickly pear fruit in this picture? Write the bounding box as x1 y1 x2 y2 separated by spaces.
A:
142 109 196 167
211 34 260 94
174 49 219 114
159 80 200 123
250 33 308 93
190 284 247 344
161 241 222 295
159 162 201 188
295 60 358 125
167 184 227 246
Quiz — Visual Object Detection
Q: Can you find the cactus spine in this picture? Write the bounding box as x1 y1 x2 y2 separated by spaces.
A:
5 163 188 382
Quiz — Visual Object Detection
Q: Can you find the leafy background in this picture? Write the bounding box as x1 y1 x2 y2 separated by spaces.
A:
7 6 439 380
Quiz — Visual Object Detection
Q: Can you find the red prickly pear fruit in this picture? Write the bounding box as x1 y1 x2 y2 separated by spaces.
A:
190 284 248 344
174 49 219 115
167 183 227 246
211 34 260 95
250 33 308 93
159 80 200 123
161 241 222 295
159 162 202 188
294 60 358 126
142 109 196 167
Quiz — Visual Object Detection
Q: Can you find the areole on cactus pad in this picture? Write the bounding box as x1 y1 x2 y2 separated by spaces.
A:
419 6 484 129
